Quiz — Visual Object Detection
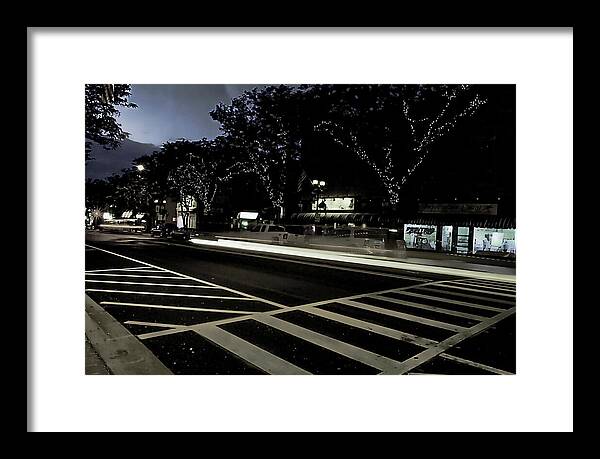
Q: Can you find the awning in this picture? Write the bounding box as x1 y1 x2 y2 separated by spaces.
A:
289 213 516 229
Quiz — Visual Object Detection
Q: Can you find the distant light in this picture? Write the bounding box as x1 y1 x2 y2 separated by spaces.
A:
154 199 159 203
238 211 259 220
311 179 319 185
319 181 326 187
136 165 145 171
162 200 167 204
389 229 398 233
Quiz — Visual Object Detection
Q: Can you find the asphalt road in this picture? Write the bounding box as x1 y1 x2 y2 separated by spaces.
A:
85 231 516 375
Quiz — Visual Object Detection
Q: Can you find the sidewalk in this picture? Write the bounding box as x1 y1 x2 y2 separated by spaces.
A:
85 336 111 375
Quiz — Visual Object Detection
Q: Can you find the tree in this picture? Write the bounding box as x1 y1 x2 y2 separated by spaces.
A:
310 84 487 206
85 84 137 161
210 85 304 219
163 138 245 227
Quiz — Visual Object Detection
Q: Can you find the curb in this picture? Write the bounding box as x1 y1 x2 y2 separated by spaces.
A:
85 294 172 375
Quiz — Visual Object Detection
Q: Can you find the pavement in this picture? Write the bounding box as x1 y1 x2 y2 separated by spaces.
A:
84 231 516 375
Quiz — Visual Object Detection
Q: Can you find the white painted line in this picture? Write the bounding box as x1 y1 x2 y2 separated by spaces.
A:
435 282 516 298
101 301 260 315
85 280 221 289
255 314 406 373
339 299 466 333
438 353 513 375
85 273 184 279
457 278 517 288
124 320 187 329
85 244 288 309
450 279 516 292
196 325 311 375
86 289 252 300
371 295 487 321
297 305 437 348
133 282 445 343
273 281 444 312
379 307 516 375
85 267 148 273
417 287 515 306
386 290 506 313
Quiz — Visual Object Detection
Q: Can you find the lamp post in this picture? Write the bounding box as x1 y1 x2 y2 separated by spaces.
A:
312 179 326 224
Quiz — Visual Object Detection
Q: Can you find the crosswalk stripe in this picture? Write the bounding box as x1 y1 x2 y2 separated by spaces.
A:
298 305 438 347
386 290 506 313
87 289 251 300
379 307 516 375
446 280 516 293
255 314 406 373
85 280 220 289
371 295 486 321
197 325 311 375
339 299 466 333
438 353 513 375
435 283 516 298
416 286 515 305
100 301 259 315
456 278 516 289
85 273 183 279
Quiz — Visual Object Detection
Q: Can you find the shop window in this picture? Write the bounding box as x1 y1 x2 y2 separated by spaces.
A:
473 228 516 254
456 227 470 254
403 224 437 251
441 225 453 252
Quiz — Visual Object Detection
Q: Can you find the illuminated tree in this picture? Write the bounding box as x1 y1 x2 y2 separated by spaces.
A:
312 84 487 205
210 85 303 219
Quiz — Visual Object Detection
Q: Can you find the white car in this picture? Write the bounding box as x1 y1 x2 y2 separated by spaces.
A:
247 224 289 244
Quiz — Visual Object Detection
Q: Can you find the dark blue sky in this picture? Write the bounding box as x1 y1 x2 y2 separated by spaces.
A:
118 84 263 146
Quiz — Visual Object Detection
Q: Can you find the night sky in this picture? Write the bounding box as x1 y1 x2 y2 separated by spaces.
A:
119 84 264 145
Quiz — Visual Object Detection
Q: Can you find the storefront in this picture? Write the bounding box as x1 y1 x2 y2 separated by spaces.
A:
403 224 437 251
473 227 516 255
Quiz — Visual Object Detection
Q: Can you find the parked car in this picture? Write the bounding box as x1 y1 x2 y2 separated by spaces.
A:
150 223 177 238
247 224 289 244
171 227 193 241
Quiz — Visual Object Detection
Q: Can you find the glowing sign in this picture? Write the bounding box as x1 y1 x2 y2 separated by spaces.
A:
238 212 259 220
311 197 354 211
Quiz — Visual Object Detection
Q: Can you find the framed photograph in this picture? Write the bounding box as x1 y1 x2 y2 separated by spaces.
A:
28 27 573 432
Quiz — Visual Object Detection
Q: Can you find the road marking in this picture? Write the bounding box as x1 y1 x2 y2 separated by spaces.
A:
296 305 438 348
338 299 466 333
101 301 259 315
370 295 487 321
85 267 147 273
124 320 188 329
85 280 221 289
86 289 252 300
386 290 506 313
85 244 288 309
438 353 513 375
445 279 517 293
434 282 516 298
416 287 515 306
85 273 184 279
133 282 445 342
196 325 311 375
457 278 517 289
379 307 516 375
255 314 406 373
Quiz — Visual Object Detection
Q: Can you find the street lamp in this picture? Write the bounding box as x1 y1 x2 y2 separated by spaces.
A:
135 164 145 171
312 179 326 224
